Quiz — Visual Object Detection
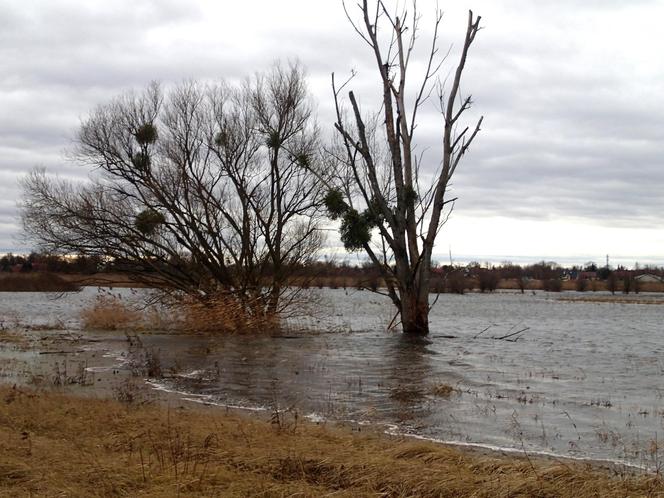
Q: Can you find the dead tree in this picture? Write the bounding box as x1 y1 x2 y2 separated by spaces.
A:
326 1 483 335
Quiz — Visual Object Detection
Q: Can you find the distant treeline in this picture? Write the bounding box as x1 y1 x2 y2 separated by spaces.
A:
3 253 663 294
294 260 664 294
0 253 101 274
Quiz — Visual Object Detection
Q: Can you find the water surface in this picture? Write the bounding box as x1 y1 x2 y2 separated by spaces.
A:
3 287 664 469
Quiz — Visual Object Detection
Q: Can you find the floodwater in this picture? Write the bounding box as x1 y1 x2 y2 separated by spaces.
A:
3 286 664 470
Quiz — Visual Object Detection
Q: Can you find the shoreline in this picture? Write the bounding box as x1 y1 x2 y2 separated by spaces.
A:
145 377 651 477
3 271 664 294
3 290 664 495
2 384 663 497
2 299 664 479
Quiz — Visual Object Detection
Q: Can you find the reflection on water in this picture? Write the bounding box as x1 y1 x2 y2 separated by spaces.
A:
4 287 664 469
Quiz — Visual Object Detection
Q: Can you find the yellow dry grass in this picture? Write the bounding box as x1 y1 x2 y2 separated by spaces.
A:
0 272 80 292
179 295 278 334
80 295 144 331
430 382 460 398
558 296 664 305
0 329 29 347
80 294 278 334
1 385 663 497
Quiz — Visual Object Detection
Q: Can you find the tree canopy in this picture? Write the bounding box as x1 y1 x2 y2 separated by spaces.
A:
21 63 326 319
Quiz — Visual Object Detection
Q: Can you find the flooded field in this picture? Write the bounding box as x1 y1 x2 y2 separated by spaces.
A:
2 286 664 470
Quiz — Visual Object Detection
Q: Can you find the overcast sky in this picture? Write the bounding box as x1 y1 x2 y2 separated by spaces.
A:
2 0 663 267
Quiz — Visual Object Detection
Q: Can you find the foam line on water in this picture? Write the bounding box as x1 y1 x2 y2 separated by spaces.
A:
145 380 269 412
384 428 648 472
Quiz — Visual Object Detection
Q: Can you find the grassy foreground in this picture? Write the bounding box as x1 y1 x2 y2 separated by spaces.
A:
1 386 663 497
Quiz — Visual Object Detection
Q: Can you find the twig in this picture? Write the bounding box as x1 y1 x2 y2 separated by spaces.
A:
387 311 401 331
473 324 493 339
492 327 530 341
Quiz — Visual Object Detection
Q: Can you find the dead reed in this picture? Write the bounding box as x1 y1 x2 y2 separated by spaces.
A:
1 385 663 497
0 272 80 292
80 295 143 330
178 295 278 334
80 293 279 334
559 295 664 305
430 382 460 398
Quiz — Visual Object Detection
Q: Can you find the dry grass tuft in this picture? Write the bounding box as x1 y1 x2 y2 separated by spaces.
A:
389 385 425 403
80 295 143 331
178 295 277 334
0 329 29 346
1 385 664 497
80 293 278 334
430 383 460 398
559 295 664 305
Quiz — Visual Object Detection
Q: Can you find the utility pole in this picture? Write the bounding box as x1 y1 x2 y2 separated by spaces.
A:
606 254 609 268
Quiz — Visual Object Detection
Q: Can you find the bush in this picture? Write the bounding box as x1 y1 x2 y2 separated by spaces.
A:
477 271 499 293
446 272 467 294
542 279 562 292
575 278 588 292
516 277 528 293
430 275 445 294
81 295 142 330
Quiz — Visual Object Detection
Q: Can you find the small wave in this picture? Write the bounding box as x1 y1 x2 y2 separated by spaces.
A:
181 396 268 412
145 380 268 412
84 366 116 373
304 413 326 423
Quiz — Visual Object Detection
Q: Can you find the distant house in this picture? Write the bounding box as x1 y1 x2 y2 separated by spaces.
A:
562 270 598 281
634 273 664 283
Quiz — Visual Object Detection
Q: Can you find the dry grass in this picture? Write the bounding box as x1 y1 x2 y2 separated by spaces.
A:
637 282 664 293
65 272 158 288
80 294 277 334
430 382 460 398
389 385 425 403
178 295 278 334
80 295 144 331
294 276 664 294
526 279 664 293
0 329 30 347
0 273 80 292
1 385 664 497
559 295 664 305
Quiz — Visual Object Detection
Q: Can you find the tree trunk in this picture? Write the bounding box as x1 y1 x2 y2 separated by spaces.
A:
331 5 482 337
400 288 430 335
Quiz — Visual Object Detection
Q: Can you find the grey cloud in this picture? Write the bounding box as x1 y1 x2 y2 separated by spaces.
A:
1 0 664 257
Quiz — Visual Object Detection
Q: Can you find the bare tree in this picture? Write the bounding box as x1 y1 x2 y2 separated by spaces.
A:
21 63 325 320
324 1 483 335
